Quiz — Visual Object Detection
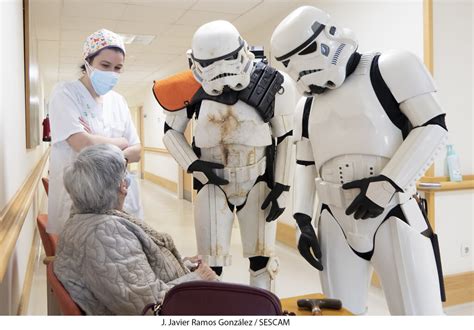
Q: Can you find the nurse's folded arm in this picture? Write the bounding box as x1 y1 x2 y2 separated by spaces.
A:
66 131 129 153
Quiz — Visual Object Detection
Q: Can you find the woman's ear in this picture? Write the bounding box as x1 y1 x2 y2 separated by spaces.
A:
119 179 128 195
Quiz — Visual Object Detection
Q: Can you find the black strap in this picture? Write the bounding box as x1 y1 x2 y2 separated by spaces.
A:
275 21 326 61
345 52 361 78
296 160 315 166
164 122 172 134
277 130 293 145
416 196 446 302
421 113 448 131
190 87 239 107
302 97 313 138
370 54 412 139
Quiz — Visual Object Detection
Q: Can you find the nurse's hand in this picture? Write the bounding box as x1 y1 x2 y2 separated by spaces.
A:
79 116 92 133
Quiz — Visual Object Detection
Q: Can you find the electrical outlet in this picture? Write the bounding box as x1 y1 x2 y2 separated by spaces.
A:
461 242 471 257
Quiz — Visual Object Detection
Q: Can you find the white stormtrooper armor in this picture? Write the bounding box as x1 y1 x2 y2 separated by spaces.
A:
271 6 447 314
154 21 296 292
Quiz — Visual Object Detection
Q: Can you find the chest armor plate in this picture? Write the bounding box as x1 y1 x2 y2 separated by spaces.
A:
309 56 403 170
194 100 272 148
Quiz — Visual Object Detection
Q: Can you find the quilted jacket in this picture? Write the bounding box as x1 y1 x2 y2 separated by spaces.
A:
54 213 201 315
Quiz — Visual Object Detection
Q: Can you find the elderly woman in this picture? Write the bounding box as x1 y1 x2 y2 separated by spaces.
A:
54 144 217 315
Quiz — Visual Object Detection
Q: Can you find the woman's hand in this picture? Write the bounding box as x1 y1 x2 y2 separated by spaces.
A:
194 262 219 281
183 255 202 264
183 255 202 271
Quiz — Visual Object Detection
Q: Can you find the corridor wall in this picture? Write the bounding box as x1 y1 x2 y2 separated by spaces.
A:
0 0 48 315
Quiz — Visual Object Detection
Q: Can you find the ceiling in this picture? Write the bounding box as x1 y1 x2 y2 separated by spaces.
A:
29 0 308 107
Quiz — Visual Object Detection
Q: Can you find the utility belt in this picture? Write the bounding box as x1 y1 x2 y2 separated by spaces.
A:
315 178 358 209
214 157 267 184
315 178 408 209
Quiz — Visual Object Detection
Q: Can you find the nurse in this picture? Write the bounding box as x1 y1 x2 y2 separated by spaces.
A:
47 29 142 235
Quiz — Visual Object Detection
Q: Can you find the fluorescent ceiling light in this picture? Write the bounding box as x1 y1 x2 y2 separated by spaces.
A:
118 33 156 45
119 34 136 44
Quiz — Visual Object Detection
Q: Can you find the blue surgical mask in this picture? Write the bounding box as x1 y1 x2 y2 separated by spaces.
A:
85 61 119 95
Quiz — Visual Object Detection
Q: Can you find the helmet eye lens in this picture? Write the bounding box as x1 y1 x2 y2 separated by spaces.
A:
321 43 330 57
194 47 242 68
298 41 318 56
225 51 239 61
198 59 214 68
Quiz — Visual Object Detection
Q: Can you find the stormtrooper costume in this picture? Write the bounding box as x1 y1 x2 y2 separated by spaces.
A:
153 21 295 291
271 6 447 314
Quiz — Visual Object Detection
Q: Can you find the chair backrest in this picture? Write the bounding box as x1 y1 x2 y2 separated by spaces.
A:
42 177 49 195
46 261 83 315
36 214 58 257
153 280 285 315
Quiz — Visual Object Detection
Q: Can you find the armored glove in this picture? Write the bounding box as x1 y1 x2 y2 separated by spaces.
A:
294 213 323 270
342 175 402 220
261 183 290 222
187 160 229 186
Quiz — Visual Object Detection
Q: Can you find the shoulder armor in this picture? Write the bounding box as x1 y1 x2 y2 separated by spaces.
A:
293 96 312 142
274 71 297 116
238 62 285 122
153 70 201 111
378 50 436 103
370 54 412 139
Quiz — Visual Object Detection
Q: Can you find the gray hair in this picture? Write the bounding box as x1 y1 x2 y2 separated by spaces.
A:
63 144 126 213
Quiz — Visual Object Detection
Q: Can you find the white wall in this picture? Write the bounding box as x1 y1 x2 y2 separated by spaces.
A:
243 0 423 72
0 0 48 314
141 60 187 183
432 0 473 275
433 0 473 176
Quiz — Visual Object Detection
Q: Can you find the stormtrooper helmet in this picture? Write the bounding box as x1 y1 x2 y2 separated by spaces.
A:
271 6 358 95
188 20 255 96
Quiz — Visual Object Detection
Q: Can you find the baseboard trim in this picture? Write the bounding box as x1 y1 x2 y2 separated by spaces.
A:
373 271 474 307
183 190 192 202
144 171 177 193
443 271 474 307
276 221 296 249
16 229 40 315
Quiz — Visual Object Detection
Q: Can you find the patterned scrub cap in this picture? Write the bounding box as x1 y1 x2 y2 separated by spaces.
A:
82 28 126 60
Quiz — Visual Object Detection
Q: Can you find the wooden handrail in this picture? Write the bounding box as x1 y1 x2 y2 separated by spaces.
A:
0 149 50 281
143 146 169 155
417 175 474 192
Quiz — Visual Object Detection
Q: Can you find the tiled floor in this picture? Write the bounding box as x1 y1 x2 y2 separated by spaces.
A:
27 179 474 316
